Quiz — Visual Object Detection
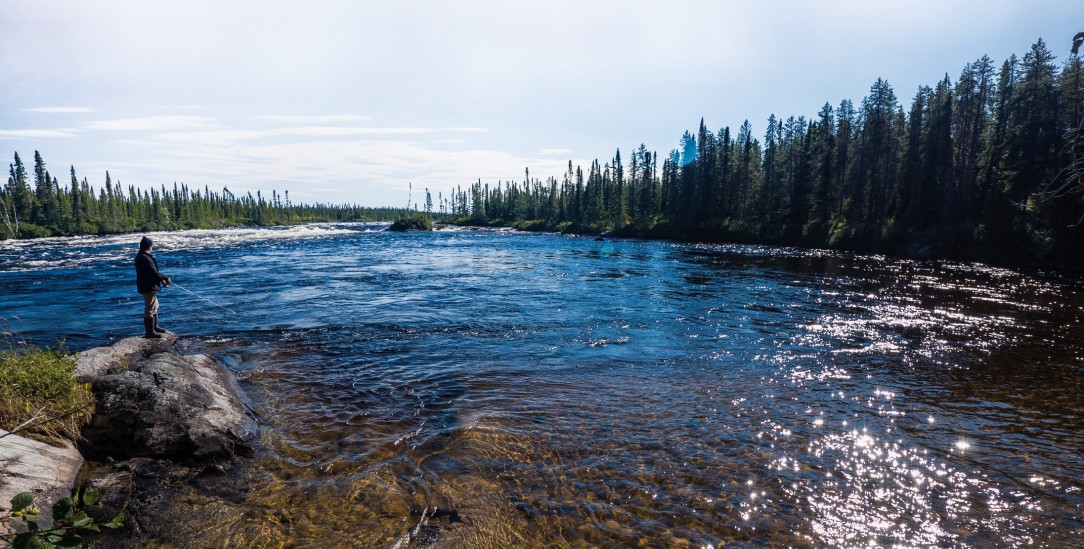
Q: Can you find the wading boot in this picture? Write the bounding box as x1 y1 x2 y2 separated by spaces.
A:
153 314 167 334
144 317 162 338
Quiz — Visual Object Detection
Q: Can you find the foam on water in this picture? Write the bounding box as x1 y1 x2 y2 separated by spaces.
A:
0 223 382 272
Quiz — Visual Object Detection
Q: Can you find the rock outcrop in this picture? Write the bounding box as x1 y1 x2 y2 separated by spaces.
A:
75 332 179 380
2 333 257 543
0 430 83 528
77 334 258 461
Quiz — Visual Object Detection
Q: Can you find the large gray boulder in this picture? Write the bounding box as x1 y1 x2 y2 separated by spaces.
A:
75 332 178 380
76 335 257 461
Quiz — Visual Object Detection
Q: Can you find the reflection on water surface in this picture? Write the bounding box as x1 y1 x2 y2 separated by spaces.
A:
2 225 1082 547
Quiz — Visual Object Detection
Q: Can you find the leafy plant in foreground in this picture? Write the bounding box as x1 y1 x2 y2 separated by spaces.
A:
0 486 123 548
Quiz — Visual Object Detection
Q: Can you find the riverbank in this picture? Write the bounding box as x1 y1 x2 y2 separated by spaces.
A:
451 217 1084 273
0 333 256 545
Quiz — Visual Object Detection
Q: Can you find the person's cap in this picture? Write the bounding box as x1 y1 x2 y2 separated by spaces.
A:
139 236 153 250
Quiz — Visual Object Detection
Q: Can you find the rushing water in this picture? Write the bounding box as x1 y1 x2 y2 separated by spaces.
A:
2 224 1083 548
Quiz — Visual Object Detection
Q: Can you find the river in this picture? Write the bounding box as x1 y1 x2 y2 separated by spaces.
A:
1 224 1082 547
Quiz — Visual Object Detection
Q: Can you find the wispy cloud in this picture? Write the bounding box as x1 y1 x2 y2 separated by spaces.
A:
225 139 578 202
154 130 269 143
99 136 583 205
257 114 373 124
22 107 96 113
539 148 573 155
86 115 218 131
0 129 79 139
271 126 488 137
154 126 490 143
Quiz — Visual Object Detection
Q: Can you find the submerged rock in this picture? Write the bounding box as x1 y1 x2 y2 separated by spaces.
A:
80 457 214 546
77 334 257 461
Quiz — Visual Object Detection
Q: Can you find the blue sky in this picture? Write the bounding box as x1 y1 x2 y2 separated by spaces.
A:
2 1 1082 207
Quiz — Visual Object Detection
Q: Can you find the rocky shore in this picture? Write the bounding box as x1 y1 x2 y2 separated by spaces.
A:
0 333 257 541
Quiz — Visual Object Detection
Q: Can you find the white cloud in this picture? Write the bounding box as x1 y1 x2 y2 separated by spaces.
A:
86 116 218 132
22 107 96 113
257 114 373 124
219 139 578 203
270 126 488 138
443 128 489 134
539 148 573 156
153 126 490 143
0 129 79 139
153 130 270 143
93 135 586 205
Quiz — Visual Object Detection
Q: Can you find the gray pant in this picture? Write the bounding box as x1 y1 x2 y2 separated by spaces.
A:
142 292 159 319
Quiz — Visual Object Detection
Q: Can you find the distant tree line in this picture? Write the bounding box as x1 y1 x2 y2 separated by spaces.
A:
449 38 1084 269
1 151 407 239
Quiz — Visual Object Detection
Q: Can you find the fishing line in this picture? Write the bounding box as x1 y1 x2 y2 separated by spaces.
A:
169 282 240 316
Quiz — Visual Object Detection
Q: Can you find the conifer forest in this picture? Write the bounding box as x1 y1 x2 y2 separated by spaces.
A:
0 150 408 239
447 39 1084 270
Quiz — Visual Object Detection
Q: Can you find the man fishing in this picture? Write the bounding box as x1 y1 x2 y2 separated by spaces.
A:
134 236 172 338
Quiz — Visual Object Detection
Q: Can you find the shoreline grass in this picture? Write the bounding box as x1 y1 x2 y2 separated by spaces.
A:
0 327 94 445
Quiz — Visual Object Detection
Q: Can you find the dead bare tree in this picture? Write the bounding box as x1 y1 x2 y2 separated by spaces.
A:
1039 32 1084 226
0 192 17 239
0 407 47 440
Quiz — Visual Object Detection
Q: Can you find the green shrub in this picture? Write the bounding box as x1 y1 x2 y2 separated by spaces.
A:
1 486 124 548
827 218 853 248
0 333 94 443
388 214 433 232
10 223 53 239
514 219 549 232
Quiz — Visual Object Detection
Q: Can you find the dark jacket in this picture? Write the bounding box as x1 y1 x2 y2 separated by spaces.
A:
135 251 167 293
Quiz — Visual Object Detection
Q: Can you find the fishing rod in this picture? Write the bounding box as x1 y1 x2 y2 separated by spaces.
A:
168 282 240 316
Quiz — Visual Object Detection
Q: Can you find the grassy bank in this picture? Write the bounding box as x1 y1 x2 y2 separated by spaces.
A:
0 334 93 444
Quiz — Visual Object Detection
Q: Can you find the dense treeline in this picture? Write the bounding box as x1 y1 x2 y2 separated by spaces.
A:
450 38 1084 269
1 152 407 239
